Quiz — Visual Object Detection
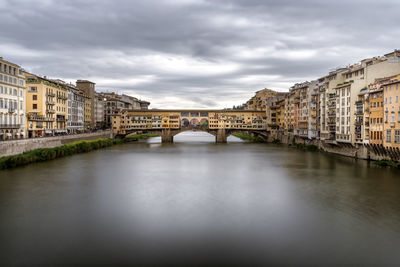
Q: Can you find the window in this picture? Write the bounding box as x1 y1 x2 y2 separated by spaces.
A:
33 104 37 109
29 87 38 92
387 130 392 142
395 130 400 144
32 95 37 100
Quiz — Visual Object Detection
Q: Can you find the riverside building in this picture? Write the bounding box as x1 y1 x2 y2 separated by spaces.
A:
94 93 105 129
76 80 95 129
383 75 400 148
0 57 26 140
24 73 68 137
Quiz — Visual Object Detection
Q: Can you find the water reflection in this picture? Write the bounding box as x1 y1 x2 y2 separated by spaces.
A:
0 132 399 265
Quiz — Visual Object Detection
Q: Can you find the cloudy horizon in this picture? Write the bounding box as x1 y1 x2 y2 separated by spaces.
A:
1 0 399 108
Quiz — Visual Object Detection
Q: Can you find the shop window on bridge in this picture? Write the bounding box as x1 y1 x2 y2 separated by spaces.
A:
181 112 189 117
200 112 208 117
190 112 199 117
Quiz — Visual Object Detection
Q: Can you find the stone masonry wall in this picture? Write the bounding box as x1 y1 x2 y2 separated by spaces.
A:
268 131 400 162
0 130 112 157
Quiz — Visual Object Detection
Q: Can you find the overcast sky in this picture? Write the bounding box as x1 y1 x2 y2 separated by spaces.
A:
1 0 399 108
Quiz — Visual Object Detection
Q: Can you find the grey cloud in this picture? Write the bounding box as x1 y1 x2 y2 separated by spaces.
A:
1 0 399 108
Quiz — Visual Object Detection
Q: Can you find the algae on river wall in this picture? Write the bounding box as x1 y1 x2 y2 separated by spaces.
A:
231 133 265 142
0 138 123 170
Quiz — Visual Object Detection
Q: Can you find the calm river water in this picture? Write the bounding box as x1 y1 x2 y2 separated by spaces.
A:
1 131 400 265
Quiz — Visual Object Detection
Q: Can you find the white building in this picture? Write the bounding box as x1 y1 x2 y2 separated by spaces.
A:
0 57 26 140
67 86 85 133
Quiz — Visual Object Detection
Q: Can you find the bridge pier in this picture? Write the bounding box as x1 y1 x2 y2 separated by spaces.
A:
216 129 227 143
161 129 174 143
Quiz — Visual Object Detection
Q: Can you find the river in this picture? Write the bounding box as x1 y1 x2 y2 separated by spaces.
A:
1 131 400 265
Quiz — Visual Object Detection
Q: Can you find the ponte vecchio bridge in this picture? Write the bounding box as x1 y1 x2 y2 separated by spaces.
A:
112 109 267 143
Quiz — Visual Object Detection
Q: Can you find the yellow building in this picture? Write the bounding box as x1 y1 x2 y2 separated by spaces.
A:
383 75 400 148
24 73 68 137
84 94 92 130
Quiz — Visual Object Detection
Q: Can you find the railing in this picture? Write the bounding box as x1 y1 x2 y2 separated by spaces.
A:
46 101 56 105
355 101 363 106
29 116 54 121
328 112 336 117
8 107 16 113
46 93 56 97
0 124 20 129
47 109 56 113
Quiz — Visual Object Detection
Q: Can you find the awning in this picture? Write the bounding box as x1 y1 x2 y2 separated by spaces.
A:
20 132 25 136
6 133 12 137
45 130 53 134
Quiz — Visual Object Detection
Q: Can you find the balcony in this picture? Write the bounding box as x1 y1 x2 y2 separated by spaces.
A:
29 114 55 122
57 117 66 122
8 107 16 113
328 112 336 117
355 101 363 106
46 92 56 97
46 101 56 105
57 95 68 100
47 109 56 114
0 124 20 129
355 110 363 115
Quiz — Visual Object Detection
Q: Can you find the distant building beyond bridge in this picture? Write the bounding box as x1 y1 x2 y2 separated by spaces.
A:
112 109 267 143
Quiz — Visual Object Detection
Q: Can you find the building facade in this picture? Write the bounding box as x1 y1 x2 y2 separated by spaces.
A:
76 80 95 129
67 86 85 133
0 57 26 140
24 73 68 137
94 93 105 129
383 75 400 148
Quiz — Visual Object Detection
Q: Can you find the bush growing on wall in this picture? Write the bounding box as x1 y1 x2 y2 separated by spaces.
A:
0 138 123 170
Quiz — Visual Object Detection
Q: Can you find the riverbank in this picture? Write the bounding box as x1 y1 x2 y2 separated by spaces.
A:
231 133 264 142
234 132 400 168
124 133 159 141
0 130 112 157
0 138 123 170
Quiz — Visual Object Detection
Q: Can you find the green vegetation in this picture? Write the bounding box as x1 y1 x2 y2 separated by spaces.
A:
0 138 123 170
232 133 264 142
272 138 282 144
124 133 159 140
374 160 400 168
289 143 319 152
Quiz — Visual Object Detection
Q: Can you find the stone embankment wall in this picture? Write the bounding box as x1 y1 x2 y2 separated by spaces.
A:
266 132 400 162
0 130 112 157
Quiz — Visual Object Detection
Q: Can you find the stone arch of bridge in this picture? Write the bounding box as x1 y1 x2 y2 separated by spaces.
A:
118 128 268 143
